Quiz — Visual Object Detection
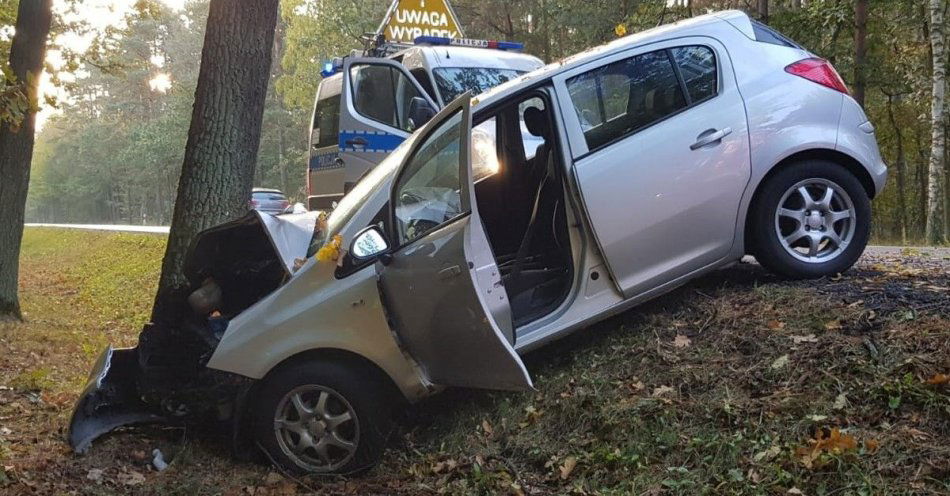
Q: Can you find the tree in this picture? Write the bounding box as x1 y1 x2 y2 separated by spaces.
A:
926 0 947 245
151 0 280 322
853 0 868 107
757 0 769 23
0 0 53 321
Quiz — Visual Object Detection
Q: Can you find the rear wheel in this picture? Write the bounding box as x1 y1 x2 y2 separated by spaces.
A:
750 161 870 278
252 360 391 476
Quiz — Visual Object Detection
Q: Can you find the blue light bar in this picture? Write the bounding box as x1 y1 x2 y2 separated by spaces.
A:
414 36 524 51
320 58 344 78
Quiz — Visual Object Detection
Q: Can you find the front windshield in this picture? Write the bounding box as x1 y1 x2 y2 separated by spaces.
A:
433 67 524 102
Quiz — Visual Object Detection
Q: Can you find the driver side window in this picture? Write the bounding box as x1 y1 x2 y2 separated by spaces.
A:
393 111 464 245
350 64 426 132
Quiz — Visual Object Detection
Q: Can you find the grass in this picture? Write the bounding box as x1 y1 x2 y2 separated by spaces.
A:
0 227 948 495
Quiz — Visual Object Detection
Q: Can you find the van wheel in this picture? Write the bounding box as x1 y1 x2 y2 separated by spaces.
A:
252 360 391 476
750 160 870 279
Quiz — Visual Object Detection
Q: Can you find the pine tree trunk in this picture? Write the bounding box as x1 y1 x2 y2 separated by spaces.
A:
926 0 948 245
886 94 908 244
853 0 868 108
757 0 769 23
0 0 53 322
152 0 280 323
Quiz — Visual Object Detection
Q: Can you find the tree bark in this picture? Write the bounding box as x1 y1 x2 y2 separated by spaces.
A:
757 0 769 23
152 0 280 323
853 0 868 108
885 94 908 244
0 0 53 321
926 0 948 245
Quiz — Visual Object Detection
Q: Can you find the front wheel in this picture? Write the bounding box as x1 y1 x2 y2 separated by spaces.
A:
252 360 392 476
750 160 870 279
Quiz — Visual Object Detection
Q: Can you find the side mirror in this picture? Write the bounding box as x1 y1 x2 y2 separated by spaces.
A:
350 226 389 260
407 97 437 131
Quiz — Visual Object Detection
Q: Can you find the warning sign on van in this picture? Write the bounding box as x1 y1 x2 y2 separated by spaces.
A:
381 0 466 44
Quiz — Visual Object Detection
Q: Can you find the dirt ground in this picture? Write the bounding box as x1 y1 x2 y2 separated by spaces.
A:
0 229 948 495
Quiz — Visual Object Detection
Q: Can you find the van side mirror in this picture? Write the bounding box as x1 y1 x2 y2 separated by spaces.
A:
408 97 437 131
350 226 389 260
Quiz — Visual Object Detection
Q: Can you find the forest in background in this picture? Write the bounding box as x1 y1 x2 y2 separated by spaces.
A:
10 0 950 244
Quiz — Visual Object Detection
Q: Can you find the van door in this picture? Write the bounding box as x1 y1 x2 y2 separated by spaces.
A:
340 58 439 195
376 94 532 391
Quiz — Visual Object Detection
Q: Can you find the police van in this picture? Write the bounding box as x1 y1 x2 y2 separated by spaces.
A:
307 36 544 210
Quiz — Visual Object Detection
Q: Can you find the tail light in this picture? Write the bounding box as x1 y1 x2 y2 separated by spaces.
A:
249 199 259 208
784 58 849 94
279 200 290 209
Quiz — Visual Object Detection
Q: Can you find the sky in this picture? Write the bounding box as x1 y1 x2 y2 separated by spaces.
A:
36 0 187 129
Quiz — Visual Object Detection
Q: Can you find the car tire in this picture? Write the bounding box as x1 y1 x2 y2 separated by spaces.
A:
252 360 392 476
750 160 870 279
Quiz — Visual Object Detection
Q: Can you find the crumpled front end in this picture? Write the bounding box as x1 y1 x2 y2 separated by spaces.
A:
68 346 163 453
68 210 319 454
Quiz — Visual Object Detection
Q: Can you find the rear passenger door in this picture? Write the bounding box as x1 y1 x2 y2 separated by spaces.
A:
340 58 439 194
553 38 751 298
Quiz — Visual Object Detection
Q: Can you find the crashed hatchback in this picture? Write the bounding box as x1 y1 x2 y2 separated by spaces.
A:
70 11 886 476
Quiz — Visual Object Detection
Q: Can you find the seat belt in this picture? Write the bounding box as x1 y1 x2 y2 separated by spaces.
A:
507 152 554 288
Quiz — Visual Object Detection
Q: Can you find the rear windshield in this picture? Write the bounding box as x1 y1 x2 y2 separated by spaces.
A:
312 93 341 149
253 191 287 201
433 67 524 102
751 20 803 49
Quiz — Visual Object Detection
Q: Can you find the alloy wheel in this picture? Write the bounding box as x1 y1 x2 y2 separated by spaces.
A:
774 178 857 264
273 384 359 472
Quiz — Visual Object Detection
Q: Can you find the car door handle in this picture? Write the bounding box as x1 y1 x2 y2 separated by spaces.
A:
690 127 732 150
345 137 368 147
439 265 461 280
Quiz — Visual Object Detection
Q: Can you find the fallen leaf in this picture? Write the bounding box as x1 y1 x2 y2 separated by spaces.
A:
481 419 493 436
924 373 949 385
771 354 790 370
86 468 104 483
795 428 858 469
752 445 781 463
864 438 881 454
559 456 577 480
652 385 675 397
824 320 843 331
808 414 828 422
673 334 691 348
264 472 283 485
791 334 818 344
118 470 146 486
787 488 804 495
767 320 786 330
833 393 848 410
628 381 645 393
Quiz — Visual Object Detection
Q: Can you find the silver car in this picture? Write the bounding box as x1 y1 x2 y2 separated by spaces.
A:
70 11 885 476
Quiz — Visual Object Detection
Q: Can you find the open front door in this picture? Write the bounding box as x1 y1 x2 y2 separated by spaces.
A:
340 57 439 194
376 94 532 391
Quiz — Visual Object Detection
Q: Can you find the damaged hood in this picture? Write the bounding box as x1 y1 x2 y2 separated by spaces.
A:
184 210 319 284
255 211 320 274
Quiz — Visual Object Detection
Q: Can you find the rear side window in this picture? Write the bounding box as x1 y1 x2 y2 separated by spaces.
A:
350 64 425 132
567 45 719 151
670 46 717 104
312 93 340 148
567 50 686 150
751 20 802 49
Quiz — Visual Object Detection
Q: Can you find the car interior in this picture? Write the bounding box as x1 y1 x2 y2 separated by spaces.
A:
472 92 574 327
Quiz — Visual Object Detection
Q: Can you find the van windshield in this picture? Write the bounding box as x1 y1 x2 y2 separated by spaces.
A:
433 67 524 101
